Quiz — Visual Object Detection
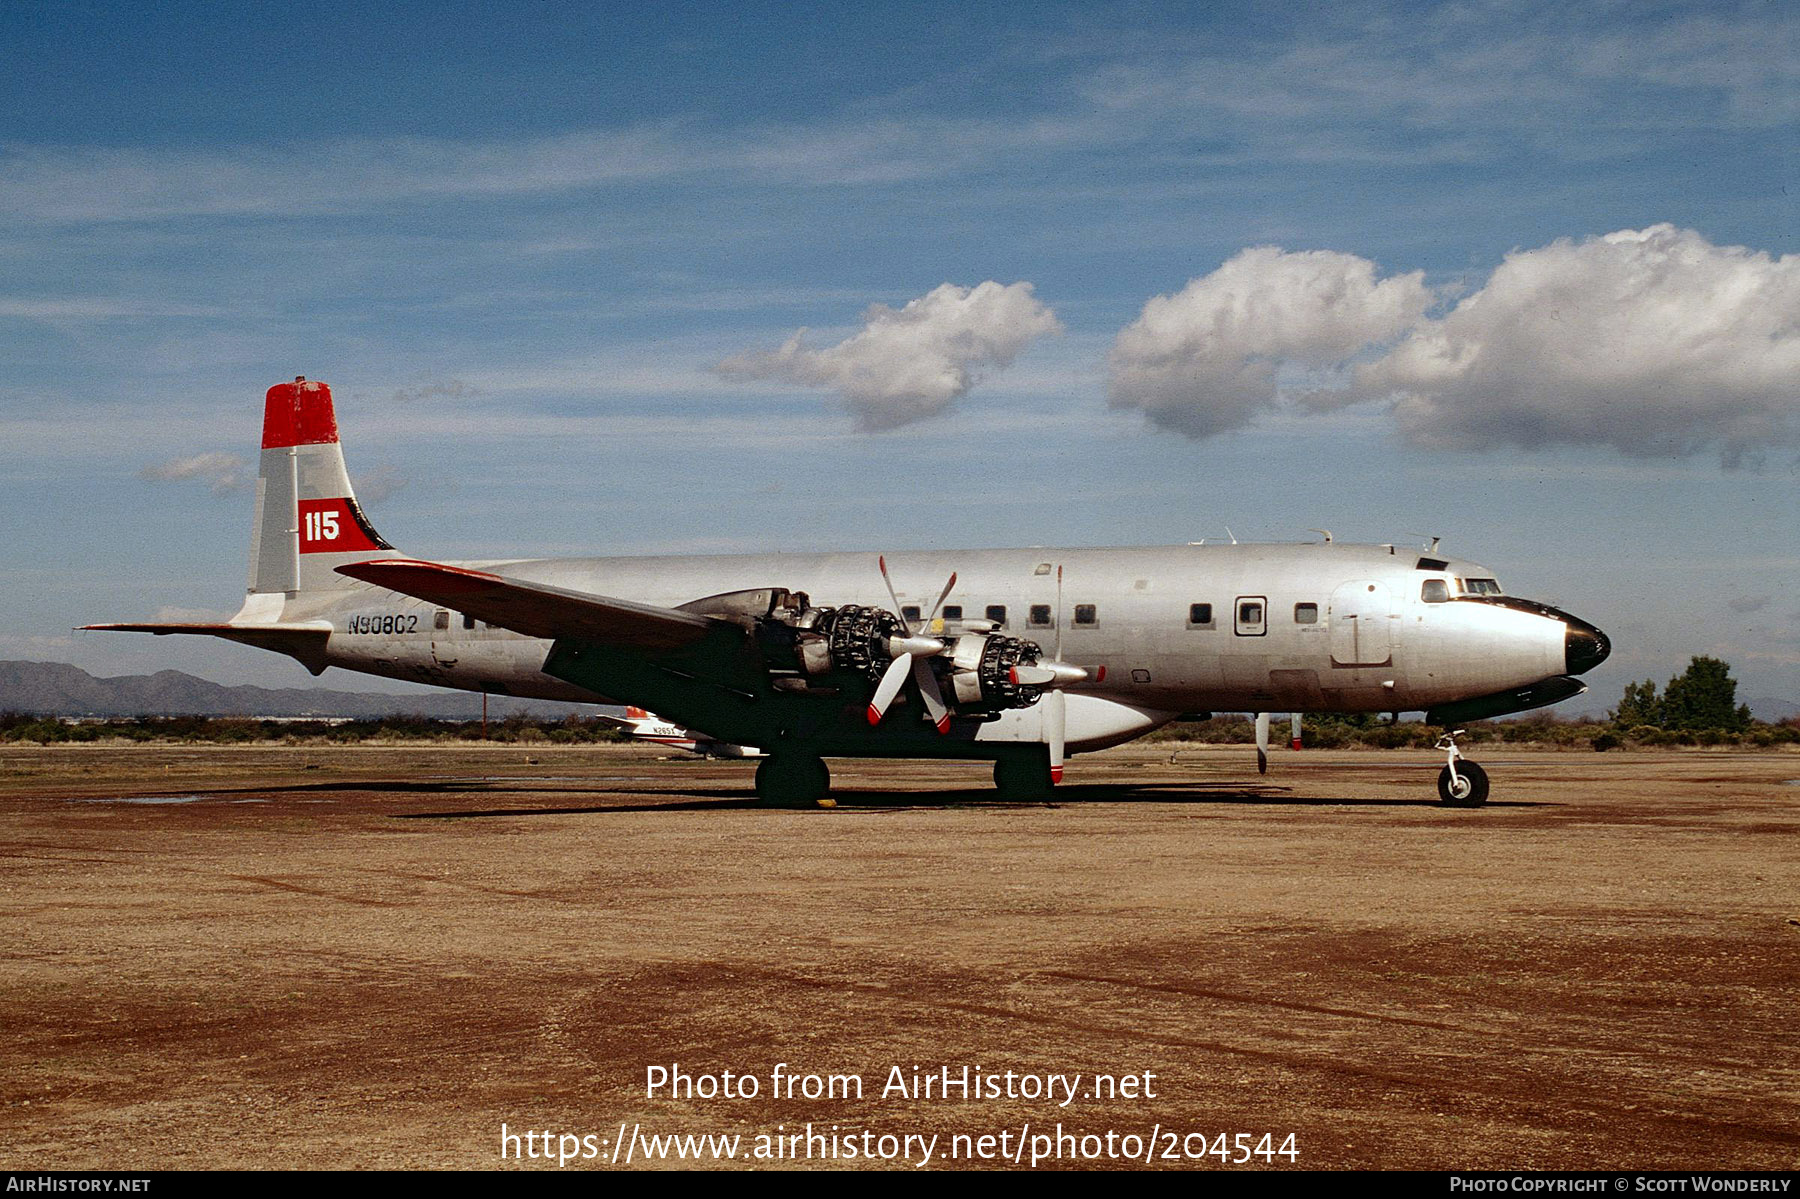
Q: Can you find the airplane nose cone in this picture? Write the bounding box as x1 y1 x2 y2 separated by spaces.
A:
1565 618 1610 675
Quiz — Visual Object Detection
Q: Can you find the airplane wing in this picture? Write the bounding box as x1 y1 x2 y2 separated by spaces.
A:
334 559 722 653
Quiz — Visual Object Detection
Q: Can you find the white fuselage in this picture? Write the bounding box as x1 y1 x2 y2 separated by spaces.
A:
294 541 1578 752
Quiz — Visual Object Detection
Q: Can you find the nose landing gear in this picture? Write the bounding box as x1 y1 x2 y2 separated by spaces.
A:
1435 729 1489 807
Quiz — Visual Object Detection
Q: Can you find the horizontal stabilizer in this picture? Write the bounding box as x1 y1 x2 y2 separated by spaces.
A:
335 559 719 653
80 621 334 673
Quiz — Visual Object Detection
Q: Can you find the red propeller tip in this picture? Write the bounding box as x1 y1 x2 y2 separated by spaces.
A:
1050 766 1063 784
866 705 882 726
935 716 951 734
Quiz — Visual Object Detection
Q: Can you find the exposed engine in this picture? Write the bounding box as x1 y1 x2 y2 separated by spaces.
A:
677 585 1064 723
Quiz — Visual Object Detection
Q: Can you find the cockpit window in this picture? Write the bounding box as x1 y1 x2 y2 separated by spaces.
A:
1421 579 1451 603
1459 577 1503 596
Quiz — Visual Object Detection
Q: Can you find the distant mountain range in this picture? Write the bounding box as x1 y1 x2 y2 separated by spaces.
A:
0 661 600 719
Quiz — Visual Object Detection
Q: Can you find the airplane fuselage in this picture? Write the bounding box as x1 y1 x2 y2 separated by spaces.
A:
298 541 1597 752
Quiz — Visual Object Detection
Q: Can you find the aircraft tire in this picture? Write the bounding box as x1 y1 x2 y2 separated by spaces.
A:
756 754 830 805
1437 761 1490 807
993 753 1055 801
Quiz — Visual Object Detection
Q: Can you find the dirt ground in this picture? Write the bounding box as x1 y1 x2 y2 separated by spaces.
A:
1 741 1796 1171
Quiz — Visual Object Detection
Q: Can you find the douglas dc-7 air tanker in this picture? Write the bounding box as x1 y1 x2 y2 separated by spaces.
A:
89 378 1610 806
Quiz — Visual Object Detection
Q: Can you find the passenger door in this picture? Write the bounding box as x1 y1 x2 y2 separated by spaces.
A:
1329 581 1393 666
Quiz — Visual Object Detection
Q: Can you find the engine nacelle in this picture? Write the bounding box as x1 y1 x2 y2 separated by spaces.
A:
750 595 1060 721
943 631 1045 713
791 604 907 682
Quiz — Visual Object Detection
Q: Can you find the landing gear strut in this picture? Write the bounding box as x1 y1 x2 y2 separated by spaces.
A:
1435 729 1489 807
755 753 830 805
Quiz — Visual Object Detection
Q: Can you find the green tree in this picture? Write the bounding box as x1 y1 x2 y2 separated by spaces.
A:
1611 679 1662 729
1658 656 1751 733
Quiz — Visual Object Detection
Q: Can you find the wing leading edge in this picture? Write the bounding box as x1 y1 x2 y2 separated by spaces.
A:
333 559 721 653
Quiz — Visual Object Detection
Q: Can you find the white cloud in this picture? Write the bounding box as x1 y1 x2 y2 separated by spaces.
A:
139 452 250 494
1107 247 1432 438
715 281 1062 430
1109 226 1800 463
0 297 221 321
1364 225 1800 460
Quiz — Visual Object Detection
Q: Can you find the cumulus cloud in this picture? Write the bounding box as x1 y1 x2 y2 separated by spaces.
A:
140 452 250 494
1362 225 1800 460
1109 226 1800 462
715 281 1060 430
1107 247 1433 438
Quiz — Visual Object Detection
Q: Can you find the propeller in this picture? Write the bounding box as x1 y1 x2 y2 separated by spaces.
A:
867 556 955 729
1255 710 1271 775
1048 565 1067 783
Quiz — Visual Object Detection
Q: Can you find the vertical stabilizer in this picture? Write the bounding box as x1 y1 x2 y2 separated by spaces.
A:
249 378 397 596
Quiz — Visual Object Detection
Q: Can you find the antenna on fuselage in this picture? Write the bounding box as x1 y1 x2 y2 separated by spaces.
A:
1405 532 1443 553
1224 527 1238 545
1309 528 1334 544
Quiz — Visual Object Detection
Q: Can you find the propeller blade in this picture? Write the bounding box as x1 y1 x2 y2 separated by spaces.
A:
1255 710 1270 775
913 656 951 734
877 555 909 632
871 557 955 728
922 571 957 627
867 655 912 725
1045 688 1066 784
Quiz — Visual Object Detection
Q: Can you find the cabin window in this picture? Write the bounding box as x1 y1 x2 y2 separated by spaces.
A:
1235 597 1267 636
1073 604 1097 626
1421 579 1451 603
941 605 962 621
1029 604 1053 628
985 604 1007 626
902 605 921 622
461 613 476 630
434 610 450 630
1294 603 1318 624
1187 603 1214 628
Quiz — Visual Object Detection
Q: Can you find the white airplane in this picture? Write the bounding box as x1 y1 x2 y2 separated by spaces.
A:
597 706 765 759
89 378 1610 807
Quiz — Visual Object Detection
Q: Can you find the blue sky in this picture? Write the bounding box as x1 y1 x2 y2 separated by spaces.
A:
2 0 1796 709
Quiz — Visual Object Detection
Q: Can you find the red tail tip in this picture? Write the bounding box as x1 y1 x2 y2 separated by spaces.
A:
263 379 339 449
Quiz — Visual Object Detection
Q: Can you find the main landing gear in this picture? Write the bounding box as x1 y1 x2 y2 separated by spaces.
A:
993 749 1056 801
755 753 831 805
1435 729 1489 808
